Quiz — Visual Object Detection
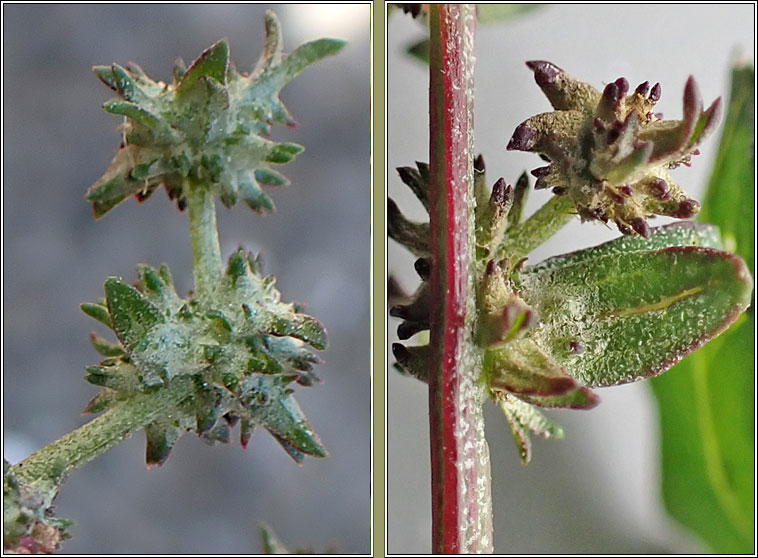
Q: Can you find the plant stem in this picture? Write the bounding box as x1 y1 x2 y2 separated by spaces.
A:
11 377 194 498
187 179 224 300
428 5 493 554
502 194 574 261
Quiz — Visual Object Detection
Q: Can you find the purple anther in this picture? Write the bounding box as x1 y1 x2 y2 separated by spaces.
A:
602 82 619 105
618 185 633 197
649 82 661 102
507 122 538 151
526 60 562 88
552 187 567 196
634 81 650 96
649 178 670 200
491 177 507 205
593 117 606 132
486 259 497 275
474 154 485 173
530 165 550 178
675 199 700 219
631 217 650 238
614 77 629 98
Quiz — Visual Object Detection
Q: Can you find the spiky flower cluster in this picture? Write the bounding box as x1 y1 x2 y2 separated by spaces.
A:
85 11 344 218
507 61 722 236
82 251 327 465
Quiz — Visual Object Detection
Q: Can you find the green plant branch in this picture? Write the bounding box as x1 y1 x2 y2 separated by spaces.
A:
187 179 224 301
501 194 573 261
11 377 194 496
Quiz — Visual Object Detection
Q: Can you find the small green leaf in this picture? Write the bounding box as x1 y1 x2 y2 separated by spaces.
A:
260 394 327 459
485 338 579 396
80 302 113 328
104 278 164 352
89 332 125 357
518 242 753 388
176 39 229 95
102 100 160 130
265 142 304 164
277 38 346 85
144 423 182 467
406 38 430 64
254 168 288 187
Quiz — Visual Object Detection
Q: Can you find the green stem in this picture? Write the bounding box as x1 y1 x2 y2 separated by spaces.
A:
187 179 223 300
501 194 574 261
11 377 194 497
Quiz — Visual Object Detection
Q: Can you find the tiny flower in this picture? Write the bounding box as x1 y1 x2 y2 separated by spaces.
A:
507 61 722 235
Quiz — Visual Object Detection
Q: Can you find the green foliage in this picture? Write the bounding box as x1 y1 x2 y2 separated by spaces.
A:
82 250 327 466
86 11 344 218
649 63 755 553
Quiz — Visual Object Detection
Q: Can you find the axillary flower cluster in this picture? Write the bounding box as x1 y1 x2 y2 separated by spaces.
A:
507 61 722 236
390 62 751 464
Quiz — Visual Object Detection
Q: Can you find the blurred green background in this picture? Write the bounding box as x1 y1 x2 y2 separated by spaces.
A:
3 4 370 553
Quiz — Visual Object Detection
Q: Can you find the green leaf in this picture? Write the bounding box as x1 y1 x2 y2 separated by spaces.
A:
649 64 755 553
406 38 430 64
176 39 229 95
80 302 112 328
518 239 753 388
144 423 182 467
104 277 164 352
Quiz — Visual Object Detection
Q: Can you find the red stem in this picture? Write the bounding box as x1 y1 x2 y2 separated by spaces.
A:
428 5 492 554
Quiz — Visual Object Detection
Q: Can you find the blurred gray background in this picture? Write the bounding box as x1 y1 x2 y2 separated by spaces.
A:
388 4 754 554
3 4 369 554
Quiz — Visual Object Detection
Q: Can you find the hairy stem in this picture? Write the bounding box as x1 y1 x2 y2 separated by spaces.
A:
502 194 574 261
428 4 493 554
11 377 194 498
187 179 224 300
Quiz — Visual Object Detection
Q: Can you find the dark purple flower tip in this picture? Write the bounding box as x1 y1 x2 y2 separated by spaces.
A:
414 258 430 281
676 198 700 219
552 186 567 196
526 60 563 88
530 165 551 178
616 221 633 235
683 76 703 123
631 217 650 238
474 154 486 173
614 77 629 98
649 178 671 200
392 342 411 362
649 82 661 102
634 81 650 96
618 185 633 197
593 117 606 132
507 122 538 151
396 166 417 186
486 259 497 275
602 82 619 104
